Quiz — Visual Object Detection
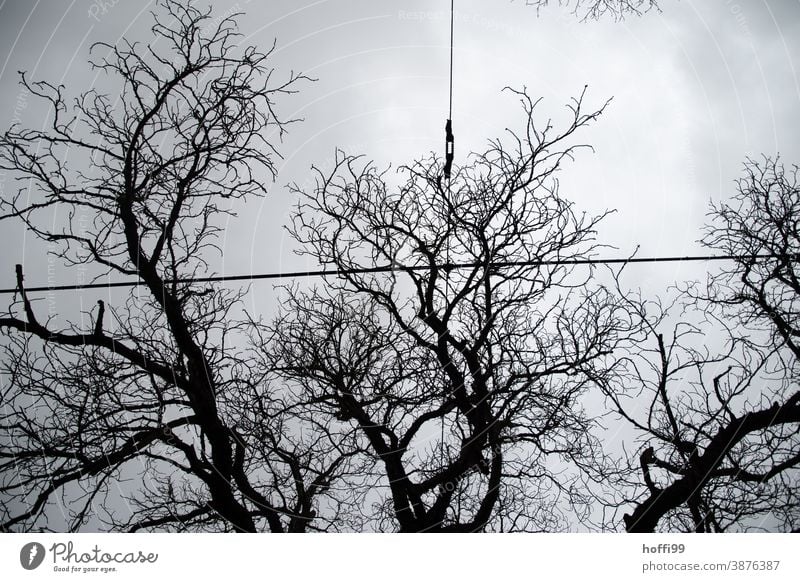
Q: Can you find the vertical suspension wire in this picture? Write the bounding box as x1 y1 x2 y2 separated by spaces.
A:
441 0 455 469
449 0 454 122
443 0 455 182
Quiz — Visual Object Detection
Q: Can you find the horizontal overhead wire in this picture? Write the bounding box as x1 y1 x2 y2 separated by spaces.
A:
0 253 796 295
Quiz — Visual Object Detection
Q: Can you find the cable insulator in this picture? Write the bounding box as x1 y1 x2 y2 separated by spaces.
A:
444 118 454 179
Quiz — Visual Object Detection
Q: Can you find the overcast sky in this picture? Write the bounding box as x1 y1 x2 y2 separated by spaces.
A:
1 0 799 318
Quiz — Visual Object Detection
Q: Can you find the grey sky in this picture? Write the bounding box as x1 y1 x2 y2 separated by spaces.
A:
0 0 799 318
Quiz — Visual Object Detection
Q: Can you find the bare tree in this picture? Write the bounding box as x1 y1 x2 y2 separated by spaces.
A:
604 158 800 532
0 1 355 532
522 0 659 20
261 88 638 532
5 0 774 536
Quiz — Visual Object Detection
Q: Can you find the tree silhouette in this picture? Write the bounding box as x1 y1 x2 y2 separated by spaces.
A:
0 0 358 532
523 0 659 20
261 88 638 531
1 0 792 535
605 158 800 532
